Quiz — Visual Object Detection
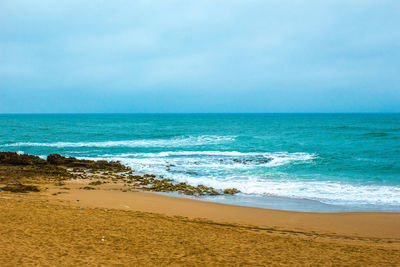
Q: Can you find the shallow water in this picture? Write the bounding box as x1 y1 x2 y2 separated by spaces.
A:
1 113 399 212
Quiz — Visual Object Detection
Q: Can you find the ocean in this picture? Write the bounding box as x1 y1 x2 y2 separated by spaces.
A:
1 113 399 212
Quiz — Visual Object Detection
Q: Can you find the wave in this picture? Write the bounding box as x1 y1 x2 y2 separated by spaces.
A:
50 150 398 207
83 155 400 206
81 151 316 188
115 151 255 157
177 177 400 206
102 151 316 168
1 136 236 148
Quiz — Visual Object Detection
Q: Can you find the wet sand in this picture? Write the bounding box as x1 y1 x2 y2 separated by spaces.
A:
57 186 400 239
1 179 399 266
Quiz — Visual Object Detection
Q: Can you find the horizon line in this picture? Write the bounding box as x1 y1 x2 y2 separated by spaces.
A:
1 112 399 115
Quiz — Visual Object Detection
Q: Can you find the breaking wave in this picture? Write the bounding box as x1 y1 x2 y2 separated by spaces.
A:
81 151 400 207
1 136 236 148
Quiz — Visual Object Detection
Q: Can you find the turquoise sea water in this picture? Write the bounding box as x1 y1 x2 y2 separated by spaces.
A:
1 114 399 212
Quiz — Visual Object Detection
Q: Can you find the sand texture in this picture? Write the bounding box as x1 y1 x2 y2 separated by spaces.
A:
56 180 400 239
1 190 400 266
1 152 400 266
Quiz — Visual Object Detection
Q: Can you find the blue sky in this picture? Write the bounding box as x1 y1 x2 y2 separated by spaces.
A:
0 0 399 113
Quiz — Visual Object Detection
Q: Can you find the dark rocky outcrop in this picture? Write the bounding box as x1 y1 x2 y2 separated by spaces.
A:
0 152 72 185
124 174 240 196
223 188 241 195
0 152 47 165
0 151 241 196
47 154 128 171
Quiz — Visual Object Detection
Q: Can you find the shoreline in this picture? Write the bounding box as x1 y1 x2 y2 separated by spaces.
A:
2 191 400 266
156 191 400 213
1 152 400 265
3 150 399 213
50 180 400 239
2 151 400 239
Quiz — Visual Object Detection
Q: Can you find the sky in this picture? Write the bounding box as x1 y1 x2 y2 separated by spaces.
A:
0 0 399 113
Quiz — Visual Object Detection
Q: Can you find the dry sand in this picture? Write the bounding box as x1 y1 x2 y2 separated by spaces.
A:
1 180 400 266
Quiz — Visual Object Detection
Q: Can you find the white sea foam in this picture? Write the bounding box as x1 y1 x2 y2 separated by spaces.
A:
89 153 400 206
82 151 316 179
195 179 400 206
191 178 400 206
106 151 315 167
1 136 236 148
88 151 316 174
81 153 400 207
114 151 252 157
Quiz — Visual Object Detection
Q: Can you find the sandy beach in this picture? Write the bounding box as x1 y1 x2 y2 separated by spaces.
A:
1 180 400 266
1 152 400 266
2 0 399 264
57 180 400 239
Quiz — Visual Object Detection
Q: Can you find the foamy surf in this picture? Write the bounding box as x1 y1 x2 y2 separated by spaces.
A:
176 177 400 207
1 135 236 148
2 113 399 211
78 151 400 208
86 151 316 172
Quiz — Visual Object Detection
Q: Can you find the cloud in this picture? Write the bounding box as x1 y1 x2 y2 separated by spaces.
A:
0 0 399 112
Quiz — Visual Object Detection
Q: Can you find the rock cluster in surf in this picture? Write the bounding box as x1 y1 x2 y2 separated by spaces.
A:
0 152 241 196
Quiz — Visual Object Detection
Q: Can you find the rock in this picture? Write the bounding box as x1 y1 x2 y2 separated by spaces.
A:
47 154 128 171
254 157 273 163
0 152 46 165
47 153 69 165
223 188 241 195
